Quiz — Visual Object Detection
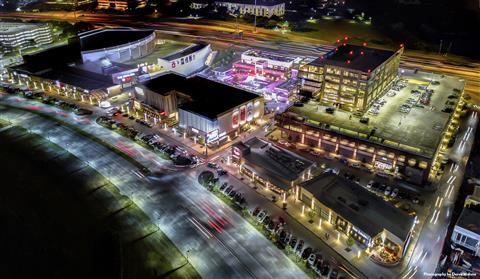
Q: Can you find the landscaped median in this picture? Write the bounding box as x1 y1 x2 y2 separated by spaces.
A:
197 172 323 279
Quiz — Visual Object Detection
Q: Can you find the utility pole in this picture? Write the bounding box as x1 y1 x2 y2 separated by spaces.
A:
438 39 443 55
444 41 453 57
253 0 257 33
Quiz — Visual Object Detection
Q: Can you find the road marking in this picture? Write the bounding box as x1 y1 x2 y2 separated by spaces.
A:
188 217 213 239
430 209 438 223
434 210 441 225
435 196 440 207
420 250 428 264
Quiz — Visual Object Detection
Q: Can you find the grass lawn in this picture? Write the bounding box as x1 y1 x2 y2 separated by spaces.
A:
0 125 200 279
298 19 392 47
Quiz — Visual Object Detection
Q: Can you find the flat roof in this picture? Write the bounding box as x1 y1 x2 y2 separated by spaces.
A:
37 67 115 91
0 21 48 35
456 206 480 236
237 137 315 191
215 0 284 5
243 49 296 63
287 70 464 157
79 28 154 52
161 44 208 61
124 40 191 66
142 73 260 119
309 44 397 73
300 173 414 241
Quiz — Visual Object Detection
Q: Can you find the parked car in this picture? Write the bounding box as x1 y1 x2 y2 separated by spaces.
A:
307 253 316 266
384 186 392 196
252 207 261 217
350 162 361 169
366 180 375 189
301 247 313 260
330 269 338 279
324 168 340 175
391 188 399 198
295 240 304 254
257 210 268 222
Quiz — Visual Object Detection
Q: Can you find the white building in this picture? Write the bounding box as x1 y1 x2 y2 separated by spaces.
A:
451 186 480 257
157 43 213 77
190 0 209 9
79 29 156 64
0 22 53 51
215 0 285 18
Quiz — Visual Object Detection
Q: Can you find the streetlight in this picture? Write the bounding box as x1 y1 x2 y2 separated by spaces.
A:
253 0 257 33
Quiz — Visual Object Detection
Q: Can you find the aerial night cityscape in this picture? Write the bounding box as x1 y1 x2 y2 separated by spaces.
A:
0 0 479 279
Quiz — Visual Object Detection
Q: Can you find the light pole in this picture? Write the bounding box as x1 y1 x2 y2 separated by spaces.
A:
253 0 257 33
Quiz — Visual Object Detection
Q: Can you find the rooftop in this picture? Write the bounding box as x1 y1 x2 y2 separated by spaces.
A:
37 67 115 91
456 206 480 236
161 43 208 61
286 70 464 157
215 0 284 5
309 44 398 73
79 28 154 52
0 21 48 35
236 137 315 191
300 173 415 241
242 49 297 63
142 73 261 119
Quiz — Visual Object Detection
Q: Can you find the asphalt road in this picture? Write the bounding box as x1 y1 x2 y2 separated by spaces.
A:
0 95 308 279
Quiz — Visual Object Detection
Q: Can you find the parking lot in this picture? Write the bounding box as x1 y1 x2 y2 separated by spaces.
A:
290 71 464 158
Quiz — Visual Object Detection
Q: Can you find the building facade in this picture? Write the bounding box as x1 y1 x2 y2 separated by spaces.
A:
215 0 285 18
157 44 213 77
97 0 146 11
232 137 315 194
79 29 156 63
299 174 415 260
0 22 53 51
298 44 402 112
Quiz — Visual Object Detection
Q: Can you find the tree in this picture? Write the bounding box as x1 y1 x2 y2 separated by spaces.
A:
307 208 316 223
346 235 355 247
285 245 293 255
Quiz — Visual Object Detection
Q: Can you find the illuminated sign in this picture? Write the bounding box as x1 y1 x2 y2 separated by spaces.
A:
351 226 371 240
240 105 246 124
232 146 241 158
232 109 239 128
206 129 219 143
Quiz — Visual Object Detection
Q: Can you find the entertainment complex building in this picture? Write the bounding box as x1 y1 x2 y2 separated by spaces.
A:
298 44 402 112
7 28 211 102
134 73 264 145
299 173 415 260
215 0 285 18
278 45 465 185
0 22 53 51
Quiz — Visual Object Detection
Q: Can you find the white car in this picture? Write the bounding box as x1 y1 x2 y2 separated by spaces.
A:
366 180 375 189
384 186 392 196
256 211 267 222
